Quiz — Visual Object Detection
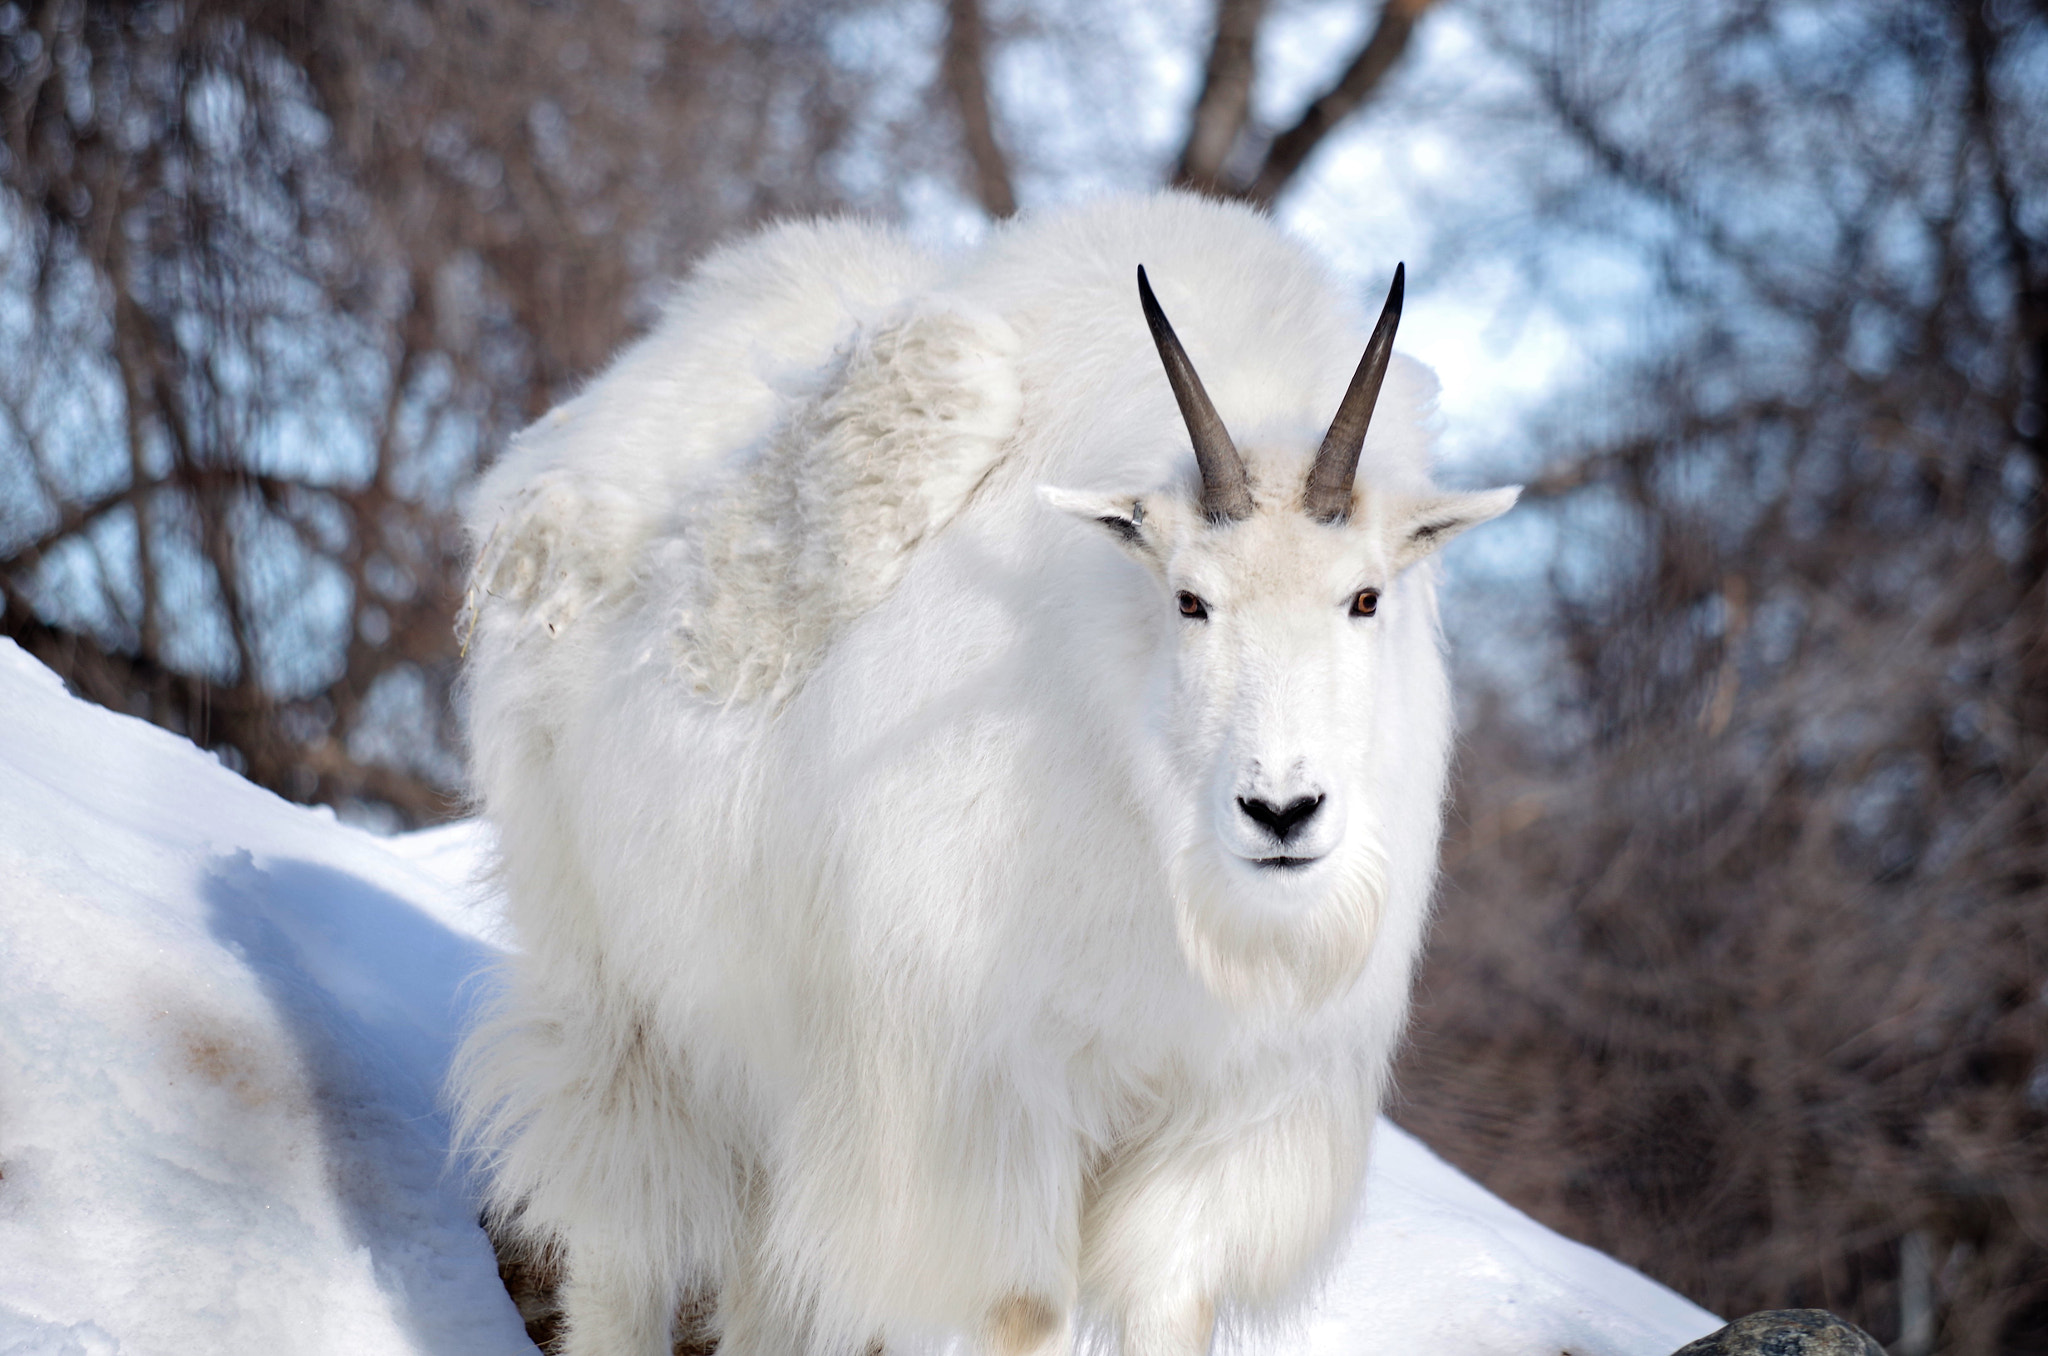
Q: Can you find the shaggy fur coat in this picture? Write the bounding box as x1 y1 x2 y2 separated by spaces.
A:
454 191 1492 1356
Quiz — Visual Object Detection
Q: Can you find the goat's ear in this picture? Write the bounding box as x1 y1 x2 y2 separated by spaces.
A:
1391 485 1521 571
1039 486 1158 559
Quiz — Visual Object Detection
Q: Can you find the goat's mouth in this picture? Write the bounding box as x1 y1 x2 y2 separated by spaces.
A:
1249 855 1321 871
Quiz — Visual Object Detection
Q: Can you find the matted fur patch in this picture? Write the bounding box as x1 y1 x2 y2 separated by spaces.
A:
657 300 1021 704
472 299 1021 705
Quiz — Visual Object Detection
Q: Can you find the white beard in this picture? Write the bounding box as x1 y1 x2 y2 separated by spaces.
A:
1168 832 1387 1014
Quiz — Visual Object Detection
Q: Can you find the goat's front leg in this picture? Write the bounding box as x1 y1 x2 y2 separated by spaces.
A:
1082 1088 1369 1356
557 1236 681 1356
1118 1292 1215 1356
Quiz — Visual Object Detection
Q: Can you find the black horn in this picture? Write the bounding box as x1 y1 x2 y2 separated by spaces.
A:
1303 263 1404 523
1138 266 1254 522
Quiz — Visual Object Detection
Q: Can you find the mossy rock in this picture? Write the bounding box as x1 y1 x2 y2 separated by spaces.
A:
1672 1310 1885 1356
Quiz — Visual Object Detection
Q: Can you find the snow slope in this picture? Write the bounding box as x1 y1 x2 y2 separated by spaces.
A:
0 640 1721 1355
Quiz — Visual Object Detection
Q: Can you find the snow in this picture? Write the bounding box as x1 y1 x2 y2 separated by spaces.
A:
0 638 1722 1356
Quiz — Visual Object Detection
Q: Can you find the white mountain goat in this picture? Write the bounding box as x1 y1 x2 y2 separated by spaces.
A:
453 193 1518 1356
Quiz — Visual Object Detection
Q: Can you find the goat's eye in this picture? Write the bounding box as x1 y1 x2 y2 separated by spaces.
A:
1177 591 1209 620
1350 589 1380 618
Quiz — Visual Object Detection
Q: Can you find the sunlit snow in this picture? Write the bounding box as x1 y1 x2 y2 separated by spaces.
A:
0 638 1719 1355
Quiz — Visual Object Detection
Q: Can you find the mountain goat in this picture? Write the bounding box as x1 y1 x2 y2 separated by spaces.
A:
453 192 1518 1356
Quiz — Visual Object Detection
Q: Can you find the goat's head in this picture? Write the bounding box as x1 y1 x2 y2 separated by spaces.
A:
1044 265 1518 1013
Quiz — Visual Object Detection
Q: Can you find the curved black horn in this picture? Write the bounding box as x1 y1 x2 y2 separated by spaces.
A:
1138 266 1254 522
1303 263 1404 523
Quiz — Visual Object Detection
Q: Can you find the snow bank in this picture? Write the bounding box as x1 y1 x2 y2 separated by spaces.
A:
0 642 529 1355
0 640 1720 1355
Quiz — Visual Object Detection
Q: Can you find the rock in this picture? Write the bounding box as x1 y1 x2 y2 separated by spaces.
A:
1671 1309 1886 1356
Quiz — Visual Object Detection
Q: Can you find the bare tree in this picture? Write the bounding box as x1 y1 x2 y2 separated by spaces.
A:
1173 0 1445 205
1230 0 1439 207
0 0 913 825
943 0 1017 219
1389 1 2048 1348
1174 0 1268 195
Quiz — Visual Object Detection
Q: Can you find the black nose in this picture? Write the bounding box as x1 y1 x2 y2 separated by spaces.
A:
1237 794 1323 843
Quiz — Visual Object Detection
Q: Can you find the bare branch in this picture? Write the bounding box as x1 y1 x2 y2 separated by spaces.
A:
942 0 1017 219
299 735 463 823
1241 0 1439 207
1174 0 1268 195
1960 0 2048 869
0 487 136 574
1519 398 1808 500
111 243 163 657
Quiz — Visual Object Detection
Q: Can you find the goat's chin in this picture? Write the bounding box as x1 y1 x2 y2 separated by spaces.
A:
1168 838 1387 1016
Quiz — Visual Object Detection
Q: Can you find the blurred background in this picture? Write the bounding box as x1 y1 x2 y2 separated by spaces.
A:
1 0 2043 1348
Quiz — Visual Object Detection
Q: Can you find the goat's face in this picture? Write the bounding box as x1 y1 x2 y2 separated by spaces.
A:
1045 471 1515 1011
1039 264 1517 1011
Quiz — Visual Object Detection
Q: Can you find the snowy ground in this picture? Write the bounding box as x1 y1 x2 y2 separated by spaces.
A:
0 639 1721 1356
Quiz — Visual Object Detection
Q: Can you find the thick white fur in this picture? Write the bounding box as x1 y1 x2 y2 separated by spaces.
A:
454 194 1515 1356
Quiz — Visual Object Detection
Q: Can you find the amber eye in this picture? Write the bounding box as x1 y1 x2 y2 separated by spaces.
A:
1177 591 1209 620
1350 589 1380 617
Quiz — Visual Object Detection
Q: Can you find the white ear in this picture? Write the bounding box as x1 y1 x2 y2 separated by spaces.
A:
1038 486 1152 554
1392 485 1521 570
